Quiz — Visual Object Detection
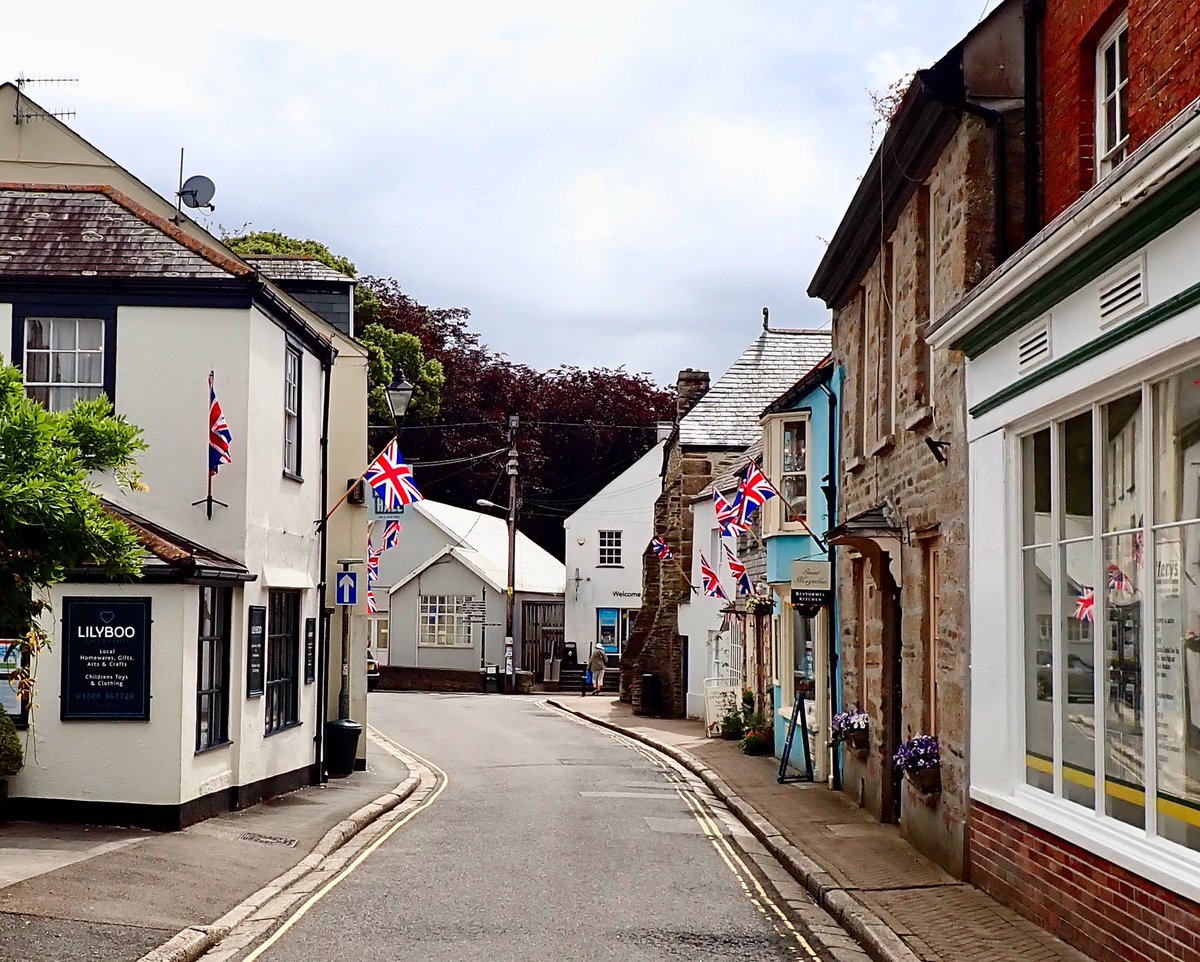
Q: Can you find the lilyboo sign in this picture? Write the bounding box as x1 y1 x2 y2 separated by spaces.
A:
61 597 151 721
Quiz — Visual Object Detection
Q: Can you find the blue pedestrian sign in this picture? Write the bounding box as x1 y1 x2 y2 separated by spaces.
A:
336 571 358 606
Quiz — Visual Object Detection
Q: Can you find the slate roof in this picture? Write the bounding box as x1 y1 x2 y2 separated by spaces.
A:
763 353 834 417
0 185 250 279
246 255 354 284
679 329 831 448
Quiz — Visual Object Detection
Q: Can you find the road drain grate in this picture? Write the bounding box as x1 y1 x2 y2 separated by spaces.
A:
239 831 298 848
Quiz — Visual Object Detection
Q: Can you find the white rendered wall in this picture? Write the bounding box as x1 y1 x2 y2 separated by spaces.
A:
679 497 728 719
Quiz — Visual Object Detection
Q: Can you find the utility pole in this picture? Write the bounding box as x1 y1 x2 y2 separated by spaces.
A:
505 415 519 694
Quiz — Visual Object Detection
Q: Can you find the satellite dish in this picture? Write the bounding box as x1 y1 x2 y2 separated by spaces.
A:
177 175 216 211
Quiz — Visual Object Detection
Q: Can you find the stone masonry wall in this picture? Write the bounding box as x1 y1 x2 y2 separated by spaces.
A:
834 114 995 879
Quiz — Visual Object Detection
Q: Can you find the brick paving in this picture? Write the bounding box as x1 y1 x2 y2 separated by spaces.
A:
562 696 1095 962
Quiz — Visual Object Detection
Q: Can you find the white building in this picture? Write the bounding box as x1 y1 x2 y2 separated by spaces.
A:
928 97 1200 915
377 501 564 678
0 85 369 828
563 435 667 665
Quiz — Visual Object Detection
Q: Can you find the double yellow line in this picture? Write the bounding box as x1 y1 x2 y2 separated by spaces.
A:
240 736 448 962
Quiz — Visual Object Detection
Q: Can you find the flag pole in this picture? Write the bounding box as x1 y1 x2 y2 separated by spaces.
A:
740 458 827 552
319 436 397 527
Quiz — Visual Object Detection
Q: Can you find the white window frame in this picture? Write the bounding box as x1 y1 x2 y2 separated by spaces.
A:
1095 13 1130 181
598 530 623 567
23 316 105 411
998 357 1200 900
417 594 473 648
762 413 813 535
283 345 302 478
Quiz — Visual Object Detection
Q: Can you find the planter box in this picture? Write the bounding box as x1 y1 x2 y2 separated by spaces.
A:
847 729 869 751
905 767 942 796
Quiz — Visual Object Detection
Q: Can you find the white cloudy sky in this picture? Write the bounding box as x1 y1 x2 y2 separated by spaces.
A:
1 1 996 386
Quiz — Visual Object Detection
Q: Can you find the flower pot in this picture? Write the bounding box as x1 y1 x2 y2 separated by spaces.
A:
847 729 869 752
906 767 941 796
721 729 743 741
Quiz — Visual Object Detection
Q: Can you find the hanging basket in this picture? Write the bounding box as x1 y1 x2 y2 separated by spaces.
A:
847 729 869 752
905 766 942 796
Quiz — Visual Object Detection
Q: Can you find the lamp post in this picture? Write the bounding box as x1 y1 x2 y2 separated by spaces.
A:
384 371 415 437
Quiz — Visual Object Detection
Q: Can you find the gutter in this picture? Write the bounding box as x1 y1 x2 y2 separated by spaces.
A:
816 376 841 792
1024 0 1044 239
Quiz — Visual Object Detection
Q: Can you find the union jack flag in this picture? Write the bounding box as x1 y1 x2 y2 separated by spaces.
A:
1074 585 1095 623
1107 564 1132 594
365 440 423 510
736 463 777 526
367 546 381 586
383 520 402 551
724 544 753 595
366 588 378 615
208 372 233 476
1132 531 1145 570
699 552 729 601
650 537 673 560
714 489 748 538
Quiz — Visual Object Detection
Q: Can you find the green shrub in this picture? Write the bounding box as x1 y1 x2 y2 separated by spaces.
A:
0 708 22 777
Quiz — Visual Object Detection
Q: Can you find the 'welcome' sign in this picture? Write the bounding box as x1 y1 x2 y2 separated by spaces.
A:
61 597 152 720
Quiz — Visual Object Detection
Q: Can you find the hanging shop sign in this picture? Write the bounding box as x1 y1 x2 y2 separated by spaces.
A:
368 491 406 522
790 560 832 606
246 605 266 697
60 597 151 721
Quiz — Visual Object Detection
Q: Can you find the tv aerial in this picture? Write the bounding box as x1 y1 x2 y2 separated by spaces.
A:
173 148 216 224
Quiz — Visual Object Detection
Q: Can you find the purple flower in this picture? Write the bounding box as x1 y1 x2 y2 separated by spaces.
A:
831 709 869 738
893 734 940 773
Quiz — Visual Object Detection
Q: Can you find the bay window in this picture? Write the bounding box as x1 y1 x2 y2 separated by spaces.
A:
1019 364 1200 853
764 414 811 533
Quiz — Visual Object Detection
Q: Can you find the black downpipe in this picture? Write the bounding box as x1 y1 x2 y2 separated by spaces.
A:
1024 0 1044 238
313 353 333 785
959 100 1008 265
818 379 841 792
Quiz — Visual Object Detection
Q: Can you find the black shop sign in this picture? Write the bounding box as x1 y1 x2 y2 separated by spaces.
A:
246 606 266 697
61 597 151 721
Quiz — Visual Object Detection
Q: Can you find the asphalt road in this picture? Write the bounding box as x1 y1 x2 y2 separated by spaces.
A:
246 692 864 962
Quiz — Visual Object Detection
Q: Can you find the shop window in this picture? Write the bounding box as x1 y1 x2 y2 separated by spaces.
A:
196 586 232 752
22 317 107 411
598 530 622 567
1096 13 1130 180
265 590 301 735
418 595 472 647
1017 368 1200 853
780 419 809 523
283 345 302 479
0 638 27 727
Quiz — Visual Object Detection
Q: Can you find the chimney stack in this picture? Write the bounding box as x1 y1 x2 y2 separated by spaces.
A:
675 368 710 421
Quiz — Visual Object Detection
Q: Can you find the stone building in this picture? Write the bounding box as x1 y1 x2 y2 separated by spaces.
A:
622 329 829 716
806 0 1036 877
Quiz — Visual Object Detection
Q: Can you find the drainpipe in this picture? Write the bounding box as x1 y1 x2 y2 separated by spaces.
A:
1024 0 1044 238
314 351 334 784
817 377 841 792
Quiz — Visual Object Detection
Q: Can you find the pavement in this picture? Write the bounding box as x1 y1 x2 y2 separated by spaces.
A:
551 695 1097 962
0 734 411 962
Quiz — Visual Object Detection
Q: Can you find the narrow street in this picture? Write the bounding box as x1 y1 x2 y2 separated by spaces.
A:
241 692 864 962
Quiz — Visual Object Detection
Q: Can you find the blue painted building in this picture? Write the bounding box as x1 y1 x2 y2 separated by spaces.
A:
759 355 840 781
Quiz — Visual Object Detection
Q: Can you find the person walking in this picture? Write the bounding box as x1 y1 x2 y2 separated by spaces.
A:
588 643 608 697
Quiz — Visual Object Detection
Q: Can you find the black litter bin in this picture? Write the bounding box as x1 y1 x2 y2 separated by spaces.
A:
325 718 362 778
483 664 502 693
641 673 662 717
563 642 578 668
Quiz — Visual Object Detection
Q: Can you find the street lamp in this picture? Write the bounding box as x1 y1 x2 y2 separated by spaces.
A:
384 371 414 434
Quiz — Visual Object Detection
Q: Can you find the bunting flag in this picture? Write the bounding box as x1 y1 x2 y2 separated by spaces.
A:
366 588 378 615
714 489 748 538
650 536 673 560
1074 585 1095 623
365 439 423 510
736 462 777 526
383 520 402 551
724 543 753 595
367 548 380 586
208 371 233 477
699 552 729 601
1131 531 1145 570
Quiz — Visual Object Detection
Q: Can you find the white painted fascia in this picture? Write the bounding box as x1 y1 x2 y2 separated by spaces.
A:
928 97 1200 351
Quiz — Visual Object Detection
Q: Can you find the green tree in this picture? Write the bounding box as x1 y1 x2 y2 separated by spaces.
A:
0 362 146 715
357 324 445 424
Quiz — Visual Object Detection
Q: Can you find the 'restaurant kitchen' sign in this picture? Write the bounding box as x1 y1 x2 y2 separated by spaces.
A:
61 597 151 720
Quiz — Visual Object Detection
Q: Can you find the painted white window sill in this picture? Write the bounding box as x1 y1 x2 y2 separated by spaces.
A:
417 643 474 649
971 783 1200 904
